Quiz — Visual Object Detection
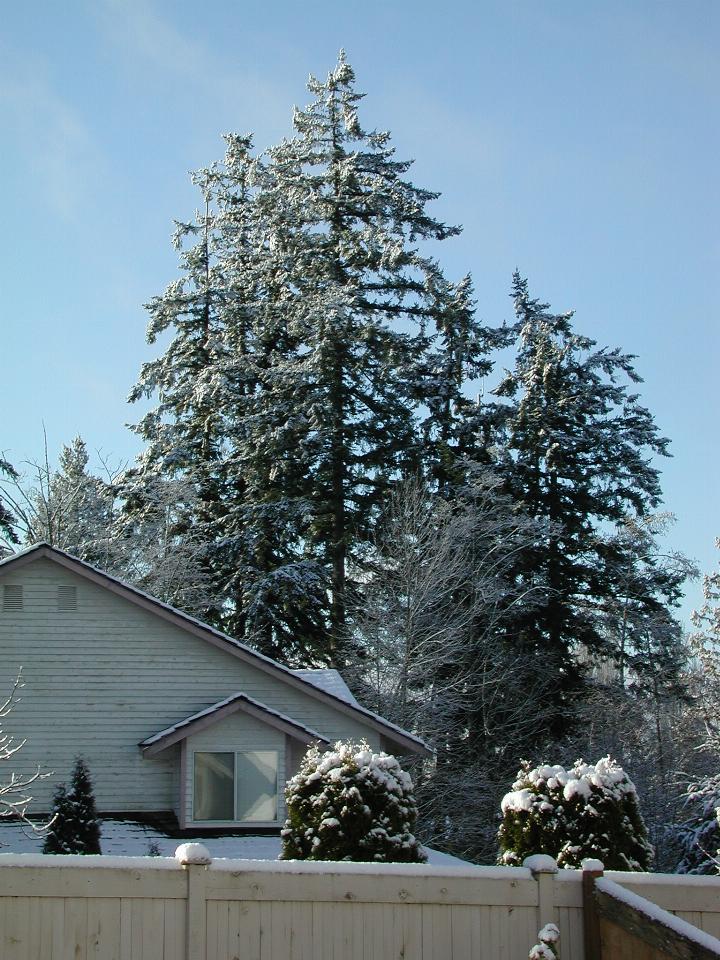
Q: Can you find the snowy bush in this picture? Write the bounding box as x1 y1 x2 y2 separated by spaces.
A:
280 741 426 863
674 777 720 874
43 758 101 855
497 757 652 870
529 923 560 959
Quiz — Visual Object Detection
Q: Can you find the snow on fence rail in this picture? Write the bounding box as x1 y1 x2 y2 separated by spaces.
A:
0 848 719 959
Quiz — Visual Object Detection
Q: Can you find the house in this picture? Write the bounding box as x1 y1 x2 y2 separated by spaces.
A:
0 543 429 832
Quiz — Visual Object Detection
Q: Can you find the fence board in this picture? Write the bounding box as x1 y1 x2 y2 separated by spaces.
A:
6 896 30 960
162 898 184 960
87 898 120 960
205 868 537 906
119 898 132 960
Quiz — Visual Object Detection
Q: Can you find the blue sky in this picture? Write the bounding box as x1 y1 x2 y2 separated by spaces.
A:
1 1 718 622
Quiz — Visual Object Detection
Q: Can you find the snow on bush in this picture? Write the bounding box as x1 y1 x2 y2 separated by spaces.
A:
497 756 652 871
673 776 720 874
280 741 426 863
529 922 559 960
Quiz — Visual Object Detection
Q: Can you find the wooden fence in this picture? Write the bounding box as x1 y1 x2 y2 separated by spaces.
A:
582 863 720 959
1 847 720 959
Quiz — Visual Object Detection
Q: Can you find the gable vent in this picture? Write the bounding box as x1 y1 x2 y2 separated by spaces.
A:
57 585 77 612
3 585 23 612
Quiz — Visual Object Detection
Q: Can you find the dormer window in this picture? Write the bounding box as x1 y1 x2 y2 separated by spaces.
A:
193 750 279 823
2 585 23 612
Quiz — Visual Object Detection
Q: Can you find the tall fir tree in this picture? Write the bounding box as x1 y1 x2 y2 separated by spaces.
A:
128 166 225 598
128 53 476 663
418 274 508 495
212 134 331 662
129 135 332 662
490 273 670 730
0 455 19 548
259 51 465 653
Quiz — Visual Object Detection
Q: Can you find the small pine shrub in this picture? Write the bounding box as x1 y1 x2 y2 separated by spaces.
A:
497 757 652 871
43 758 102 855
280 741 426 863
147 839 162 857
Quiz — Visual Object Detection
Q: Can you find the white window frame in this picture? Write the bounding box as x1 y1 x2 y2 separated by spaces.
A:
190 748 281 827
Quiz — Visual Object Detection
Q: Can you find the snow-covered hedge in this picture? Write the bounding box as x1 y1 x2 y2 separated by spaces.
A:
497 756 652 870
674 776 720 874
280 741 426 863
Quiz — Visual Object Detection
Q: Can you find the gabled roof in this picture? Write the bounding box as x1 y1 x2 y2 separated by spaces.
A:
140 692 330 757
0 543 431 757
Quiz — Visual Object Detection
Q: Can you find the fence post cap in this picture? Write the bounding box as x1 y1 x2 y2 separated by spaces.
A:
175 842 212 866
581 858 604 873
523 854 558 874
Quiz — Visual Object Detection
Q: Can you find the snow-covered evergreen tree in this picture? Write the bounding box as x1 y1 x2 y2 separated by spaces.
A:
261 51 465 653
281 741 425 863
497 756 652 870
673 542 720 873
489 273 671 732
112 473 218 617
0 455 19 549
211 134 332 662
1 437 116 565
417 275 507 494
128 53 478 663
43 758 101 855
675 777 720 875
128 165 227 606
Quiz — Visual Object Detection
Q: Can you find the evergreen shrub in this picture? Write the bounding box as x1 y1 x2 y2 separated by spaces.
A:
498 756 652 870
280 741 426 863
43 757 102 855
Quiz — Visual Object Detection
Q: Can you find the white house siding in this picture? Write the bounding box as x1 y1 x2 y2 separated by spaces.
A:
0 558 380 815
183 712 286 827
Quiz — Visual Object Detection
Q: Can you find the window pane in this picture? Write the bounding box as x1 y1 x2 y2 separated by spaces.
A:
236 751 278 822
194 752 234 821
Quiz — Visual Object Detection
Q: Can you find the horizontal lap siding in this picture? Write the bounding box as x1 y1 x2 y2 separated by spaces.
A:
0 559 380 815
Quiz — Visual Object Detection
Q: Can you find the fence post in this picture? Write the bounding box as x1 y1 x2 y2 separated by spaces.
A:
581 858 604 960
176 843 212 960
523 854 559 932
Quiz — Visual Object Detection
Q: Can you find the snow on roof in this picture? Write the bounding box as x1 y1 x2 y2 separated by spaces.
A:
292 669 359 706
0 819 476 868
140 691 329 750
0 543 431 756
